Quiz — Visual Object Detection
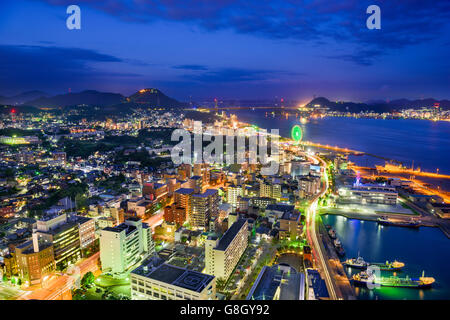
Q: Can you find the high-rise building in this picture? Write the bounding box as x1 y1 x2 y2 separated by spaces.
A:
191 189 219 230
174 188 195 221
227 184 243 209
177 163 192 180
34 214 81 270
279 210 303 240
164 205 188 226
259 181 272 198
259 180 282 200
194 163 209 186
205 219 248 280
100 218 155 273
188 176 203 193
74 216 96 250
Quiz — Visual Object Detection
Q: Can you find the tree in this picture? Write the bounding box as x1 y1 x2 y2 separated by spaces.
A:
72 288 85 300
216 278 227 291
81 271 95 287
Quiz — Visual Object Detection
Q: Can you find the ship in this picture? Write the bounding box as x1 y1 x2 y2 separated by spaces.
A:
332 238 345 257
328 228 337 239
375 162 450 179
343 255 405 271
377 217 420 228
335 246 345 257
352 270 435 289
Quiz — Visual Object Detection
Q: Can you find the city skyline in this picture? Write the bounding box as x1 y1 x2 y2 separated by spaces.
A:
1 0 450 101
1 0 450 305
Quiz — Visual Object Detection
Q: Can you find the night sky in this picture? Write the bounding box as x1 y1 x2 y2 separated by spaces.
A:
1 0 449 101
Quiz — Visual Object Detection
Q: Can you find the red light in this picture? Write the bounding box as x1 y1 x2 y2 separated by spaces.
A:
11 109 16 113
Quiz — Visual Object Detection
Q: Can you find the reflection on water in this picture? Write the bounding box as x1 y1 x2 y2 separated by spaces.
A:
322 215 450 300
233 110 450 175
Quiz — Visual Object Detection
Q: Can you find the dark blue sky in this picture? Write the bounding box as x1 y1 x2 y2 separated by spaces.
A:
1 0 449 101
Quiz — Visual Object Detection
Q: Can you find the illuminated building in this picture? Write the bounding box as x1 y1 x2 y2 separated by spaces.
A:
279 210 303 240
164 205 187 225
205 219 248 280
191 189 219 230
100 218 154 273
52 151 67 164
226 184 243 209
34 214 82 270
75 216 96 250
15 234 56 284
297 175 321 197
340 183 398 205
246 264 305 300
174 188 195 220
143 182 168 201
188 175 203 193
249 197 275 209
259 181 282 200
177 163 192 180
130 258 215 300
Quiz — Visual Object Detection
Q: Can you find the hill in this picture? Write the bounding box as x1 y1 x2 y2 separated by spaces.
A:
127 88 186 108
25 90 126 108
22 88 187 109
306 97 450 113
0 91 48 105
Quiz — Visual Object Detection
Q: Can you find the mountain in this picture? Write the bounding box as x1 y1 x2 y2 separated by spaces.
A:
23 88 187 109
25 90 126 108
306 97 450 113
127 88 186 108
0 90 49 105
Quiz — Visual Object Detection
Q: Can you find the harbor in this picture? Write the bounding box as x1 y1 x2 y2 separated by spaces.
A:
322 214 450 300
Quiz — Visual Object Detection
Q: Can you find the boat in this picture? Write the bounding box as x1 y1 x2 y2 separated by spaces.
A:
352 270 435 289
328 228 337 239
377 217 420 228
375 162 450 179
332 238 345 256
333 239 341 247
336 246 345 257
343 256 405 271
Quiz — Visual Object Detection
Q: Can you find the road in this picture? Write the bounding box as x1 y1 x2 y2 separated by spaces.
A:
304 153 339 300
143 209 164 231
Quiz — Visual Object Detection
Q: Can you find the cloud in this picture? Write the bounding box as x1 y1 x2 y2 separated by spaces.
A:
182 67 277 83
326 49 384 66
172 64 209 71
0 44 139 94
36 0 450 66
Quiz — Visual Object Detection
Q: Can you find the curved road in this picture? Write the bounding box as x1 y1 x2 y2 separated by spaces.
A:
305 153 339 300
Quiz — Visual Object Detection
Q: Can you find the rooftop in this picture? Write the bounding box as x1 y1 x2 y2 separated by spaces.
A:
103 222 137 235
176 188 195 195
132 261 214 293
215 219 247 251
247 264 304 300
266 204 295 213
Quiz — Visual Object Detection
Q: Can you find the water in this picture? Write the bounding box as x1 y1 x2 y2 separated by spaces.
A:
231 109 450 299
232 109 450 175
322 215 450 300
